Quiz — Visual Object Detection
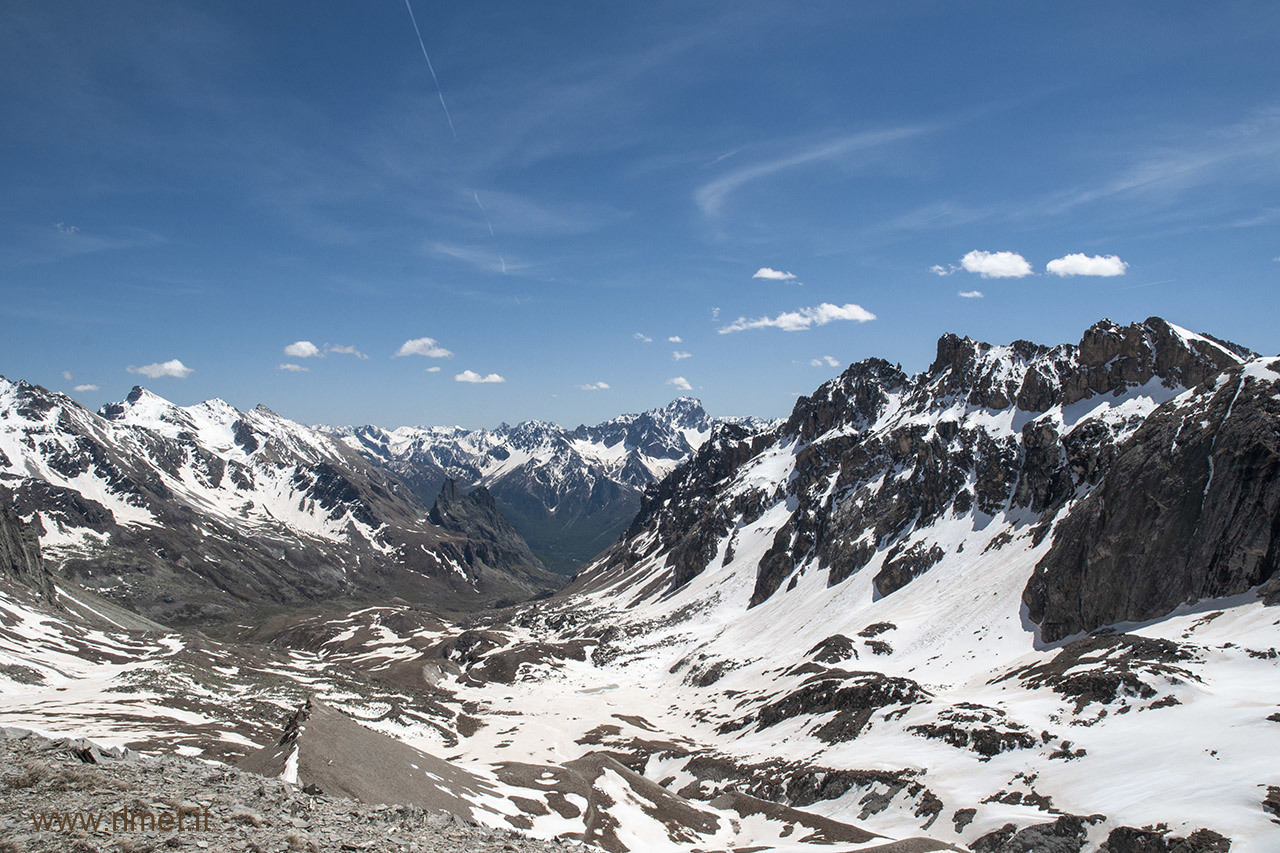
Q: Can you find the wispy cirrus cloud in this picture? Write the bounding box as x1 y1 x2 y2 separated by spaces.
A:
72 383 99 392
633 332 653 343
278 363 309 372
718 302 876 334
326 344 368 359
666 376 692 391
128 359 193 379
958 290 984 299
673 351 692 361
576 381 610 391
810 355 840 367
695 126 930 217
1038 108 1280 216
427 242 519 275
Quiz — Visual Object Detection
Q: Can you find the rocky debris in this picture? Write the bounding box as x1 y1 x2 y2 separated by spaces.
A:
459 639 591 686
969 814 1100 852
0 727 574 853
675 755 945 829
1265 786 1280 823
806 634 858 663
908 703 1038 758
874 542 945 597
237 699 495 821
1098 826 1232 852
671 652 741 687
992 635 1198 713
1026 358 1280 642
720 669 928 744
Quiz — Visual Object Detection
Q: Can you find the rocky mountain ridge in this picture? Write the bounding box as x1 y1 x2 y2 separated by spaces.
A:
573 317 1254 618
0 379 556 624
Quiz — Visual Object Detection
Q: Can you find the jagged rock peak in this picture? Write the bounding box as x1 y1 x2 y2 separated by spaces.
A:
99 386 174 421
785 359 908 443
923 316 1252 415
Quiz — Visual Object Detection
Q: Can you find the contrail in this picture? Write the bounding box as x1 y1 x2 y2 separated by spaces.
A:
473 190 495 237
1121 278 1178 290
403 0 457 141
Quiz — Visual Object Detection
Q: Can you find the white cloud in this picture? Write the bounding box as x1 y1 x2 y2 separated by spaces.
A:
425 366 442 373
666 376 693 391
633 332 653 343
127 359 193 379
960 250 1033 278
61 370 73 380
576 381 610 391
278 363 309 372
1046 253 1129 277
327 344 368 359
456 370 505 384
711 307 721 320
958 290 984 298
667 336 682 343
718 302 876 334
810 355 841 367
395 337 453 358
284 340 321 358
673 351 692 361
72 384 99 392
55 222 79 235
929 264 954 276
753 267 797 281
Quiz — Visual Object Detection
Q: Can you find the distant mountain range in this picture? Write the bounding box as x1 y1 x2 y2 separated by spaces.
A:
0 381 557 623
0 378 765 621
325 398 773 573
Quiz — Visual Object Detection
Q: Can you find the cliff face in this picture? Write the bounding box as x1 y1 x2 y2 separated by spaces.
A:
1025 358 1280 642
0 502 55 601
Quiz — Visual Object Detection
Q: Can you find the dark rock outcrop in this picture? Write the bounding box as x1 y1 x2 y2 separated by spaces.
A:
1098 826 1231 852
970 814 1098 852
429 479 549 584
0 500 56 601
1026 359 1280 642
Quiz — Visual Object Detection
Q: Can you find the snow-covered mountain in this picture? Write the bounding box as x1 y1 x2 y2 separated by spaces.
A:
0 381 555 623
3 316 1278 852
331 398 773 573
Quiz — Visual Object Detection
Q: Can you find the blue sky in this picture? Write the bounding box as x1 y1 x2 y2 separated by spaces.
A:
2 1 1278 428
